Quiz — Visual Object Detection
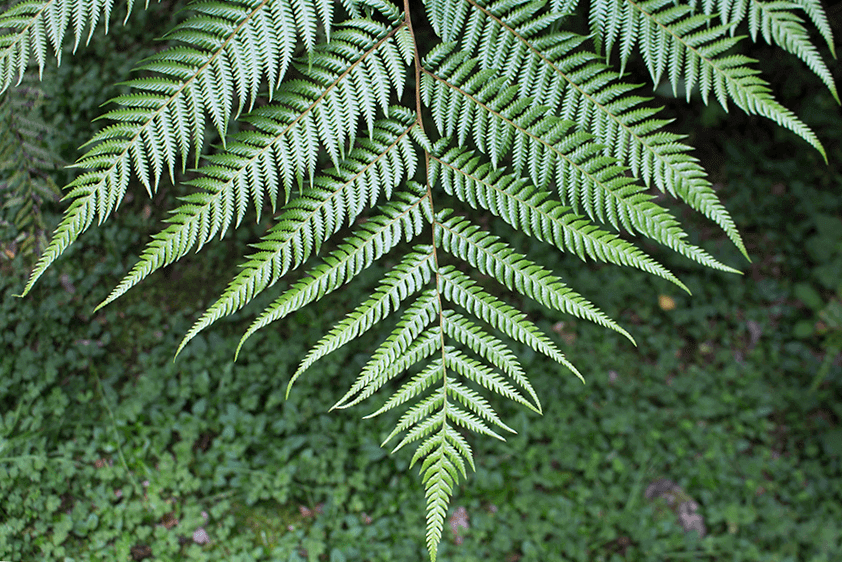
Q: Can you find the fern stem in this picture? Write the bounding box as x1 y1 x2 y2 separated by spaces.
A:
404 3 454 559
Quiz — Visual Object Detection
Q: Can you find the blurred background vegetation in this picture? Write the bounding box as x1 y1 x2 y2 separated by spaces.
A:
1 2 841 561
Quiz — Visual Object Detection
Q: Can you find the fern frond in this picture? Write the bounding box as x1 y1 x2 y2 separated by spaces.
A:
440 309 541 413
96 94 414 312
236 189 430 358
291 244 436 393
365 355 508 561
588 0 826 157
177 119 420 356
0 0 149 93
429 145 690 291
430 0 747 257
439 265 584 382
695 0 837 65
436 210 634 344
790 0 835 58
423 48 739 273
19 0 351 297
416 426 466 561
747 0 837 103
717 0 838 102
12 0 835 559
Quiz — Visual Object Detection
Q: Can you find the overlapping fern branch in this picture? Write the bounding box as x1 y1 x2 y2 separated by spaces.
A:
10 0 836 558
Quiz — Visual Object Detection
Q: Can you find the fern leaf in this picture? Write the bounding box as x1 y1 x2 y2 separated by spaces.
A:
423 47 739 272
19 0 361 298
430 145 691 291
0 0 144 92
11 0 836 559
589 0 826 157
176 121 419 356
96 96 414 312
430 0 747 257
744 0 838 103
417 428 462 561
235 190 430 357
791 0 835 58
436 209 635 344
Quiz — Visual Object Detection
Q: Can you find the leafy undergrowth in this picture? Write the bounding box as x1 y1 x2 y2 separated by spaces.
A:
3 40 842 562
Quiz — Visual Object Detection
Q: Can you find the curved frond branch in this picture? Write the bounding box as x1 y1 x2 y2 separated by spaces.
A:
434 0 747 257
435 210 635 343
236 188 430 358
291 244 436 394
422 47 739 272
176 120 419 356
20 0 339 297
0 0 148 93
96 110 416 311
791 0 835 57
743 0 837 103
713 0 838 102
591 0 825 158
430 145 690 291
700 0 836 63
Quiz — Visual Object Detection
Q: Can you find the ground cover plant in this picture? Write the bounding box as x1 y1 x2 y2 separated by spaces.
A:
1 0 840 559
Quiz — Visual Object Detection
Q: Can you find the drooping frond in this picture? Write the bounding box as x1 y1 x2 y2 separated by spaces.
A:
291 244 436 393
422 47 738 273
704 0 838 103
11 0 835 559
744 1 837 103
176 118 421 355
236 188 430 357
429 144 691 290
435 209 635 343
0 0 151 92
96 81 415 310
19 0 350 298
790 0 835 57
587 0 826 157
428 0 747 257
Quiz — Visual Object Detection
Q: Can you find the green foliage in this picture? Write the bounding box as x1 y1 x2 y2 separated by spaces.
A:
0 75 60 260
2 0 837 557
